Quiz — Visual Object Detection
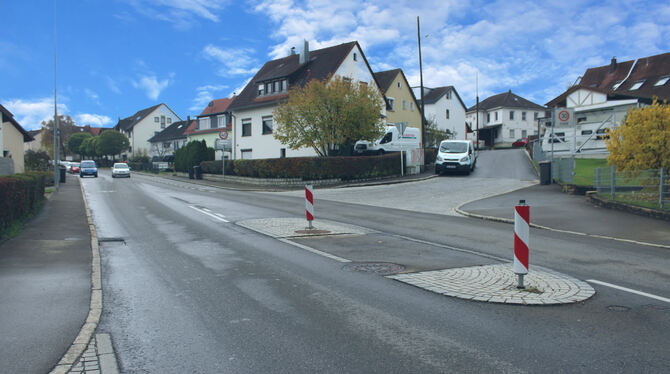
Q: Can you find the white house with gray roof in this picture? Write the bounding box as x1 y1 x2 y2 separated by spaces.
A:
114 103 181 160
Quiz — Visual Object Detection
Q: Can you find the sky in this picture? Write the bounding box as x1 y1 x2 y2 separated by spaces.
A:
2 0 669 131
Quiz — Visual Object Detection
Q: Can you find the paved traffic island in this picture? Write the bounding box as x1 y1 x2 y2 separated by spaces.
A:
388 264 596 305
237 217 376 238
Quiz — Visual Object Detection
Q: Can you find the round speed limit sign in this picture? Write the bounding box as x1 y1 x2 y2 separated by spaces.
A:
558 110 570 122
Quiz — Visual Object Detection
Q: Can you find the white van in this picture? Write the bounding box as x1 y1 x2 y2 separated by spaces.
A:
354 126 420 155
435 139 477 175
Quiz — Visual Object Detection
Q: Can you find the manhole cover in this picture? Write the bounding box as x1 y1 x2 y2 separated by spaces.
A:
607 305 631 312
294 229 331 235
342 262 405 275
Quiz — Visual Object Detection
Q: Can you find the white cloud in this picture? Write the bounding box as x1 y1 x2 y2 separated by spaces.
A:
3 98 68 131
75 113 113 126
203 45 259 76
190 84 228 111
132 75 171 100
124 0 228 28
106 76 121 94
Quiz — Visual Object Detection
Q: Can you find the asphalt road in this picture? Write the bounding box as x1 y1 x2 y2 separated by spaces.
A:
80 164 670 373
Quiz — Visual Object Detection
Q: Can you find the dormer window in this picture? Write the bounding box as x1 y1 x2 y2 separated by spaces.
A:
629 80 645 90
258 79 288 96
258 84 264 95
655 76 670 86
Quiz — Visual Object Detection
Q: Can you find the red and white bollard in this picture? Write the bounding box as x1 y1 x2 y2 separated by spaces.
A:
305 184 314 229
513 199 530 289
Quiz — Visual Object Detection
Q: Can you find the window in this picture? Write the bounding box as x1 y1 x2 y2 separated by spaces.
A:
281 79 287 91
446 109 450 119
596 128 610 140
258 84 264 96
379 132 393 144
577 116 587 123
353 53 357 61
242 119 251 137
509 129 515 138
397 81 401 88
163 142 170 149
534 112 539 119
266 82 272 94
402 100 407 110
629 80 645 90
495 112 498 121
343 77 352 84
241 149 252 159
161 115 165 124
274 81 280 93
522 112 526 121
210 116 217 129
581 130 593 135
154 117 159 122
280 148 286 158
522 130 527 138
550 132 565 143
218 116 226 128
509 111 515 120
655 76 670 86
410 102 414 111
198 117 208 130
167 118 172 124
487 113 490 123
262 116 273 135
387 97 395 111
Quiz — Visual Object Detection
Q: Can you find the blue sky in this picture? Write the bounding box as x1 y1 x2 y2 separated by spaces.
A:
2 0 669 131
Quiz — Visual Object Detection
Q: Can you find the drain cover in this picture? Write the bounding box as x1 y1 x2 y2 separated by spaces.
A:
98 237 125 243
342 262 405 275
607 305 631 312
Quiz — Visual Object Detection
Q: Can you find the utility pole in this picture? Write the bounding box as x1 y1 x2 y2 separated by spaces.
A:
476 72 479 149
417 16 426 151
53 0 60 191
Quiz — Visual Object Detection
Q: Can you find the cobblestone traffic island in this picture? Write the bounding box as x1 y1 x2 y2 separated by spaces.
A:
388 264 595 305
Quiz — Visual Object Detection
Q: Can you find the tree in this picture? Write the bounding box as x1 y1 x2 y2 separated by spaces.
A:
24 150 51 171
97 131 130 160
40 115 80 159
423 116 455 148
273 75 385 157
67 132 93 159
607 99 670 171
81 137 99 159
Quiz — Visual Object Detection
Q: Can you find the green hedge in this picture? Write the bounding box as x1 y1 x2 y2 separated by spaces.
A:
200 154 402 180
0 172 50 240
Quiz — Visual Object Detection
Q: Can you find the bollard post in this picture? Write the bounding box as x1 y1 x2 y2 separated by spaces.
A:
305 184 314 229
514 199 530 289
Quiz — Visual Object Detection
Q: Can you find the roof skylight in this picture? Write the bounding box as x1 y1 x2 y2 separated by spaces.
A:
655 76 670 86
629 80 645 90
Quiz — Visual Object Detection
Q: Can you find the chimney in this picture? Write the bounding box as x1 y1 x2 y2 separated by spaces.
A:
299 40 309 64
290 47 296 55
187 115 191 122
610 57 617 73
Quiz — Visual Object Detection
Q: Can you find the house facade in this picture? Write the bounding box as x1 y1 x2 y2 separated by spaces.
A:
148 118 193 158
414 86 467 142
374 69 422 137
114 103 181 159
185 98 234 160
544 53 670 154
227 41 386 160
465 90 545 146
1 104 33 174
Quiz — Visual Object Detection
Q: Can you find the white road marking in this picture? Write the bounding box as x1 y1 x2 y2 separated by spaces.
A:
277 238 351 263
214 213 226 219
587 279 670 304
188 205 229 223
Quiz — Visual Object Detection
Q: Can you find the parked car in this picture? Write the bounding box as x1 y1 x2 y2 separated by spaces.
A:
111 163 131 178
60 161 71 172
512 138 529 147
70 162 80 174
79 160 98 178
354 126 421 155
435 139 477 175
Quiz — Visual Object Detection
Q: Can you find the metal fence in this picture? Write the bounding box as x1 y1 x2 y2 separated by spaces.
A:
551 157 575 184
595 167 669 210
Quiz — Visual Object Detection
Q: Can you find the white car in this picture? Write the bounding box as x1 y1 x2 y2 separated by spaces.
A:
435 139 477 175
111 163 131 178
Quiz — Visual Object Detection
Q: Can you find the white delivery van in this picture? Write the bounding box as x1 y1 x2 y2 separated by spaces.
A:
354 126 420 155
435 139 477 175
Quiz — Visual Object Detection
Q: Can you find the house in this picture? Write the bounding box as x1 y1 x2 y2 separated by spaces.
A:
465 90 545 147
185 97 234 160
24 129 45 153
413 86 467 142
374 69 422 137
148 118 194 158
1 104 34 174
227 40 386 160
114 103 181 160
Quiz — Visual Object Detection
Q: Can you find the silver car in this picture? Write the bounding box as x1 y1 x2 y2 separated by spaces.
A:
111 163 131 178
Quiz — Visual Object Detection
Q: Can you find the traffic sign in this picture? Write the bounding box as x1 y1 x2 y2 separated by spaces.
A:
219 129 229 140
558 110 570 122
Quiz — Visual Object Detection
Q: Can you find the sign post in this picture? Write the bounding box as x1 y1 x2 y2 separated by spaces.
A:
394 122 408 177
216 129 232 179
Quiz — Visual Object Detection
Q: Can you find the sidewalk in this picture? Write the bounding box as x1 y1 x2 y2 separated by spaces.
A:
0 178 92 373
458 183 670 248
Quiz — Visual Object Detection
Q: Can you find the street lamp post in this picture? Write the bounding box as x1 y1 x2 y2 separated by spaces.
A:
417 16 426 152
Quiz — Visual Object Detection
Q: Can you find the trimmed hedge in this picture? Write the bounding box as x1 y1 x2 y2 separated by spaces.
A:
200 154 401 180
0 172 50 239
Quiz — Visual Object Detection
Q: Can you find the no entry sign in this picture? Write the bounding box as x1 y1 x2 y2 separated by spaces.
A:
219 129 229 140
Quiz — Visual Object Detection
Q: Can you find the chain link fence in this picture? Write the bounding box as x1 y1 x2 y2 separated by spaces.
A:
595 167 669 210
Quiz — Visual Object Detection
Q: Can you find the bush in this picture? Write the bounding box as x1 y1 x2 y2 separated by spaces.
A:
174 140 215 172
220 154 401 180
0 172 49 240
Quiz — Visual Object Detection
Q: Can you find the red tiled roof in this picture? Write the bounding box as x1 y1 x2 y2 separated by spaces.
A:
198 98 233 116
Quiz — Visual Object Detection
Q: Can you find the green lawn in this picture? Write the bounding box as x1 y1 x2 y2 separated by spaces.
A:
573 158 608 186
